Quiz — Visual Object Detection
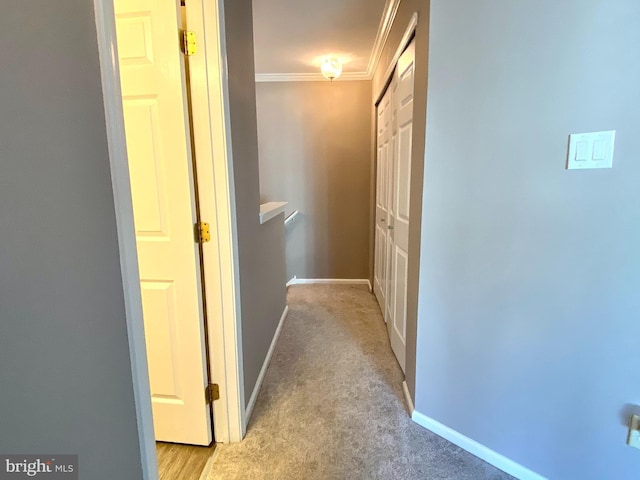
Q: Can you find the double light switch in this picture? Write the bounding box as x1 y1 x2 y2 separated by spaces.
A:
567 130 615 170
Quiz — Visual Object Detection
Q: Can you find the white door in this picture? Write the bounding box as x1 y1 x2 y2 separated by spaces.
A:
385 77 398 329
373 86 391 308
373 40 415 373
387 40 415 373
115 0 212 445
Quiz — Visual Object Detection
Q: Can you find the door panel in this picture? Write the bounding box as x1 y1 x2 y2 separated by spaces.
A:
385 228 395 325
385 79 397 325
115 0 212 445
386 39 415 373
141 281 181 398
124 100 168 235
391 246 408 369
374 88 391 308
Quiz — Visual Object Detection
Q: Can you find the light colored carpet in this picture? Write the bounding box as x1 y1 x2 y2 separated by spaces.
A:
209 285 514 480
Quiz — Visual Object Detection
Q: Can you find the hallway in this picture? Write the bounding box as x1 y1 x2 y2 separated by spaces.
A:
208 285 514 479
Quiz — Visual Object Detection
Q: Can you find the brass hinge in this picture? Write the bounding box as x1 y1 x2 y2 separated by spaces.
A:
195 222 210 243
205 383 220 404
182 30 197 56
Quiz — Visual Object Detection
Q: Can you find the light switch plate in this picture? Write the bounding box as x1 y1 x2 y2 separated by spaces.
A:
628 415 640 450
567 130 615 170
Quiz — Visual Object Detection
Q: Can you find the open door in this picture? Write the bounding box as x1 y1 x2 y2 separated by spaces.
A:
114 0 212 445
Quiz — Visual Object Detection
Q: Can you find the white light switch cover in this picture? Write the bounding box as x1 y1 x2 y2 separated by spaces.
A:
567 130 615 170
628 415 640 450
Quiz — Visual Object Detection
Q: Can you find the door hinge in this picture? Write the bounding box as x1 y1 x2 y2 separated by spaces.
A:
182 30 197 56
195 222 210 243
205 383 220 404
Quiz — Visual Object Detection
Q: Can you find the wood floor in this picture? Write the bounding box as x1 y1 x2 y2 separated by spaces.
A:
156 442 216 480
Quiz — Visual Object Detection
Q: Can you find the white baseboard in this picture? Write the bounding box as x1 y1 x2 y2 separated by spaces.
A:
402 381 414 414
245 305 289 425
411 410 547 480
286 275 297 287
288 278 372 291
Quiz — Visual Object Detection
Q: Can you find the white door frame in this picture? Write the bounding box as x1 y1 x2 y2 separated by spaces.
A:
184 0 246 444
93 1 244 478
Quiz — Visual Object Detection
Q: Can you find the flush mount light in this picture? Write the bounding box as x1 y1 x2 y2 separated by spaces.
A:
321 58 342 81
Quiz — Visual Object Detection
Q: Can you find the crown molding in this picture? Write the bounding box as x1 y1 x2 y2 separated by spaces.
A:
254 0 401 83
367 0 401 78
255 71 371 83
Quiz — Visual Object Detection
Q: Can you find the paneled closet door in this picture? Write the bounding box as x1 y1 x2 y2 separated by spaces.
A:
374 39 415 373
373 83 392 309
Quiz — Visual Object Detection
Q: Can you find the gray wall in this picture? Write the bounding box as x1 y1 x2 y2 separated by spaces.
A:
222 0 288 407
0 1 143 479
372 0 431 400
415 1 640 479
256 81 372 280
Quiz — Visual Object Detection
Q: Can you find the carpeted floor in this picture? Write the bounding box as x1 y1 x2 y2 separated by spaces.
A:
209 284 515 480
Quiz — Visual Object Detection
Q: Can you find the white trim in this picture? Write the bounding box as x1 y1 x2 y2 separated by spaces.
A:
288 278 372 291
411 411 548 480
259 201 288 224
367 0 402 78
245 306 289 425
93 1 158 478
401 381 414 414
375 13 419 104
188 0 245 443
255 72 371 82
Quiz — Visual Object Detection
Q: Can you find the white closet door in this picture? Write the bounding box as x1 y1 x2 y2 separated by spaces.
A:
373 85 392 309
385 78 398 328
387 40 415 373
374 39 416 373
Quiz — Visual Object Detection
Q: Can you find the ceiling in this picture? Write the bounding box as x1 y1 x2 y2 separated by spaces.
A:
252 0 393 80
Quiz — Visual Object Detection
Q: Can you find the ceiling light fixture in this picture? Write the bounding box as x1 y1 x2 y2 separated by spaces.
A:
321 58 342 81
